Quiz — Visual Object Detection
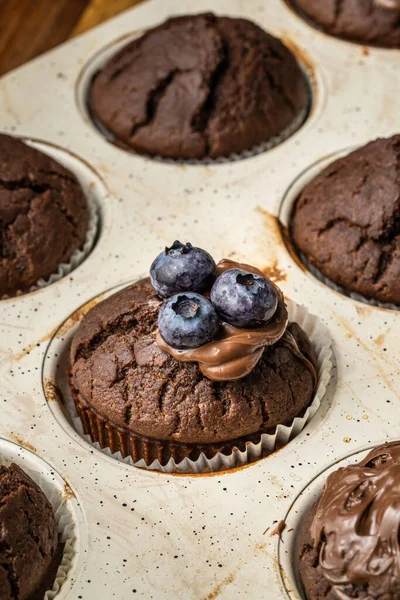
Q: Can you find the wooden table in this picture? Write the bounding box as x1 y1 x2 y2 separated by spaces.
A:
0 0 145 76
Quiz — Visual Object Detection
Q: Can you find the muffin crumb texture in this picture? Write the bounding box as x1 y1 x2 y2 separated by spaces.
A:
89 13 308 159
291 136 400 305
0 135 89 298
290 0 400 47
0 463 58 600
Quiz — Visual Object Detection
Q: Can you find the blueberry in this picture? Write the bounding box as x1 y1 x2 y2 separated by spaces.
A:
158 293 220 349
150 241 215 298
210 269 278 328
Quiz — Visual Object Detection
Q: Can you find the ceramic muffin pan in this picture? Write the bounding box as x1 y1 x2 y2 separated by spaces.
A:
1 0 399 598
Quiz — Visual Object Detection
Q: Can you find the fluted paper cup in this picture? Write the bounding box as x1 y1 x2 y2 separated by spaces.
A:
60 299 333 474
0 439 77 599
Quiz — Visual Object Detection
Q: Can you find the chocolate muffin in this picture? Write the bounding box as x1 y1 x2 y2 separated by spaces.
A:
0 135 89 297
289 0 400 47
89 13 309 160
291 136 400 305
69 244 317 467
0 463 58 600
299 442 400 600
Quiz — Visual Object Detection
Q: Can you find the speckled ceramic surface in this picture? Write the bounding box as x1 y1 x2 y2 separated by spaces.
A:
0 0 399 598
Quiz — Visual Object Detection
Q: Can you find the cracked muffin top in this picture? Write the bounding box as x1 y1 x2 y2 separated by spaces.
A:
290 0 400 48
89 13 309 160
0 135 89 298
291 136 400 305
0 463 58 600
70 277 316 445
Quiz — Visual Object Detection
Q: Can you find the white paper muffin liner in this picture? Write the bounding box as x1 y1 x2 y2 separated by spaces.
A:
0 444 77 599
60 299 333 474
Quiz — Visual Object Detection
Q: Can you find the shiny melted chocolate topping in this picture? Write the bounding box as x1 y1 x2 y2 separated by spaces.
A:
280 329 317 390
374 0 400 9
157 259 314 382
311 442 400 600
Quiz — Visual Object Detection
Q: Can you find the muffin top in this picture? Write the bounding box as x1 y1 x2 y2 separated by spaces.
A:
300 442 400 600
290 0 400 47
291 136 400 305
70 276 316 445
89 13 308 159
0 463 58 600
0 134 89 297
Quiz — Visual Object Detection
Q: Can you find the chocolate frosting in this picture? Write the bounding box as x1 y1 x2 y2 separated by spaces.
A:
280 329 317 390
156 259 291 382
311 442 400 600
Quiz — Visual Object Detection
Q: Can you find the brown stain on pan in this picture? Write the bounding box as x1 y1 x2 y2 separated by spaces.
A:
254 204 307 274
331 309 399 398
279 562 299 599
356 301 396 316
44 378 64 405
270 520 287 539
56 294 105 338
15 328 57 360
238 205 290 281
278 35 317 108
278 218 308 273
374 332 387 347
257 541 297 597
269 475 284 489
255 543 280 566
254 206 293 276
262 261 287 284
255 206 282 246
62 480 76 500
201 567 239 600
1 86 19 122
355 305 372 318
9 434 37 454
343 381 378 424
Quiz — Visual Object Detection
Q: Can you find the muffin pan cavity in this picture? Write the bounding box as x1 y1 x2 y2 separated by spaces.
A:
277 446 380 600
42 282 333 474
0 437 86 600
279 147 400 310
1 0 400 596
75 21 315 164
42 282 132 465
0 138 106 299
285 0 400 49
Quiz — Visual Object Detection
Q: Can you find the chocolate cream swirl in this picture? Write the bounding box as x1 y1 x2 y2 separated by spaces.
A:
311 442 400 600
374 0 400 9
157 259 316 383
